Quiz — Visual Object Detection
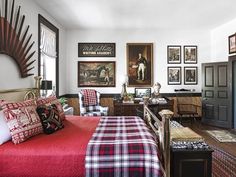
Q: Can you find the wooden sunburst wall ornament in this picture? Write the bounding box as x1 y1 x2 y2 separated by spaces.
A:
0 0 36 78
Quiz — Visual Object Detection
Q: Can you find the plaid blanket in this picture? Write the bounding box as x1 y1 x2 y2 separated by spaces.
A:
82 89 98 106
85 116 162 177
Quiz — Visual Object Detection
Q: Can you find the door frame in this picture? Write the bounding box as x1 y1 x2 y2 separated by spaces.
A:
229 55 236 129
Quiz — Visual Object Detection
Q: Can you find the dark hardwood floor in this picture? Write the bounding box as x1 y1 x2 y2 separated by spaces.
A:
181 119 236 157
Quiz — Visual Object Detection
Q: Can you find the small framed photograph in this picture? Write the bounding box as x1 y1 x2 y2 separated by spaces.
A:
78 61 116 87
184 46 197 64
167 67 181 85
167 45 181 64
135 88 151 98
228 34 236 54
184 67 198 85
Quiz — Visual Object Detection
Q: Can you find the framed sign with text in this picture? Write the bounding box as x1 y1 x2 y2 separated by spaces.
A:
78 43 116 57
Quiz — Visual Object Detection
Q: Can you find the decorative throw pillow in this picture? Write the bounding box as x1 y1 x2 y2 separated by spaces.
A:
0 110 11 145
37 96 65 120
2 99 43 144
36 104 64 134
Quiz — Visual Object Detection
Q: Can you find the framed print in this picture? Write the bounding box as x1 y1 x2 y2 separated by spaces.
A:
184 67 198 85
127 43 153 87
78 43 116 57
228 34 236 54
135 88 151 98
167 67 181 85
167 45 181 64
184 45 197 64
78 61 116 87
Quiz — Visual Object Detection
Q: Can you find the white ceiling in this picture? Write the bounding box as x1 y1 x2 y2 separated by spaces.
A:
33 0 236 30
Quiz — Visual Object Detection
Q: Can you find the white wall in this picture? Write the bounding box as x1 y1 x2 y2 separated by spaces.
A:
211 18 236 61
66 29 211 94
0 0 67 95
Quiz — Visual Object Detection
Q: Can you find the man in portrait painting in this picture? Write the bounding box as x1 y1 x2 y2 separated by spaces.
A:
132 53 147 81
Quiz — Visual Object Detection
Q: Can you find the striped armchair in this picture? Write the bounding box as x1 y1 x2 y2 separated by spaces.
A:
78 89 109 116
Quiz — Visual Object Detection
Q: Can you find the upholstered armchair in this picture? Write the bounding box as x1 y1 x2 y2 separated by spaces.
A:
78 89 109 116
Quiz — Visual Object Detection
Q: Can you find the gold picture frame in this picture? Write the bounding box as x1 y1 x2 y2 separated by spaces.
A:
126 43 153 87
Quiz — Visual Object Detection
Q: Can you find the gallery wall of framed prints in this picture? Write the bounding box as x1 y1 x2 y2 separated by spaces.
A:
167 45 198 85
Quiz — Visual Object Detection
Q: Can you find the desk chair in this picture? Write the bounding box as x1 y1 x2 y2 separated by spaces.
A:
78 89 108 116
175 91 199 124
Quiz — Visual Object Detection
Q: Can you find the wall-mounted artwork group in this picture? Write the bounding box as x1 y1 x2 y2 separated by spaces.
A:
167 45 197 64
167 67 198 85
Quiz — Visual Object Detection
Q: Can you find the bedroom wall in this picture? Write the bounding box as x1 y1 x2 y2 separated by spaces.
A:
66 29 211 94
211 17 236 61
0 0 67 95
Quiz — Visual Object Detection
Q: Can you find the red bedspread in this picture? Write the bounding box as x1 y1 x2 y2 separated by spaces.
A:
0 116 100 177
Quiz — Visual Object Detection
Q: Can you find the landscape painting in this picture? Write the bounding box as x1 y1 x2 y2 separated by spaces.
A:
78 61 116 87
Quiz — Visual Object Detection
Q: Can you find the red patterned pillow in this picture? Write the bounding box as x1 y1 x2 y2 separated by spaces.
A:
37 96 65 120
2 99 43 144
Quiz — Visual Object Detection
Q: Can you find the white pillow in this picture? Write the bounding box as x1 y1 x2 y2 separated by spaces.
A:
0 110 11 145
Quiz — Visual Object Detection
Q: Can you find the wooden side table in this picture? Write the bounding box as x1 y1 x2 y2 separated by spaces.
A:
171 147 213 177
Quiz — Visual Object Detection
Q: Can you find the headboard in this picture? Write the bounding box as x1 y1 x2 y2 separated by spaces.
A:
0 88 38 102
0 76 41 102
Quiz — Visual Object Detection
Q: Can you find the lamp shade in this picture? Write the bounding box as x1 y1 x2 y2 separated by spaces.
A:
41 80 52 90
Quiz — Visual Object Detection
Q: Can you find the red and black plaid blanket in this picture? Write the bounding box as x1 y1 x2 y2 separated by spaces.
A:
81 89 98 106
85 116 162 177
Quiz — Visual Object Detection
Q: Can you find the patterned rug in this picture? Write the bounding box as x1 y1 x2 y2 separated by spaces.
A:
211 146 236 177
206 130 236 142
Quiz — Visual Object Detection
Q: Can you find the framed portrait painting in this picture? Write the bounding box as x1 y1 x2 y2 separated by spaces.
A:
127 43 153 87
228 34 236 54
167 45 181 64
167 67 181 85
184 67 198 85
184 46 197 64
78 61 116 87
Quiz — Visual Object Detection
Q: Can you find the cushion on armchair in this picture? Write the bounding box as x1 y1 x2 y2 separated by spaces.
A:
78 89 109 116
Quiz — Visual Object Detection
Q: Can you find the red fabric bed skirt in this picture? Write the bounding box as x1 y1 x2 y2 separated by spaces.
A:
0 116 100 177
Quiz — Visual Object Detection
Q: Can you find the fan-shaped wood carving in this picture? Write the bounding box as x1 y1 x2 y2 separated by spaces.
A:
0 0 35 78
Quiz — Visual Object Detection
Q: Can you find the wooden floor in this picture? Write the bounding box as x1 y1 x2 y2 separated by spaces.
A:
181 120 236 157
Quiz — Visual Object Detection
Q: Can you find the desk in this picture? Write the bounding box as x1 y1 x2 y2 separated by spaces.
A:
113 99 174 117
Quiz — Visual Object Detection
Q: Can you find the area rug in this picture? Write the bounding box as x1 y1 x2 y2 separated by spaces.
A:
206 130 236 142
211 146 236 177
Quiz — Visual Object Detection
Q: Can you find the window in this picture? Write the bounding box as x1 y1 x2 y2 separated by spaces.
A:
38 14 59 97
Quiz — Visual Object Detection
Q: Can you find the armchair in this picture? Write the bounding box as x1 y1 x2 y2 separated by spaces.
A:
78 89 109 116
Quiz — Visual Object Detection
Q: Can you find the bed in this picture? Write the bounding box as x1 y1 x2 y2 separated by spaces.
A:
0 88 173 177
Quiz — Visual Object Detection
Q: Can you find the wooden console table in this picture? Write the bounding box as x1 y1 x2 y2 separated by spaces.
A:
113 99 174 117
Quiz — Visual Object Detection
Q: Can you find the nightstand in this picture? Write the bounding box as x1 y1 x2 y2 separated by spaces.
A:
63 106 74 115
